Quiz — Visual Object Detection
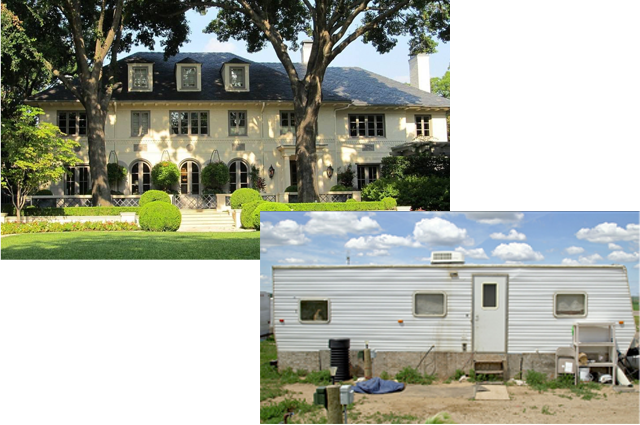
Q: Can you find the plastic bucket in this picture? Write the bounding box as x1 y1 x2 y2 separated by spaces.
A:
579 367 592 382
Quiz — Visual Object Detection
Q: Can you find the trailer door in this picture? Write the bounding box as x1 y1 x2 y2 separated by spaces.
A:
472 275 508 352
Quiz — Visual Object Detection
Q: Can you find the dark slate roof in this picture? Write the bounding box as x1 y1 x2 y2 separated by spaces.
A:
30 52 449 108
176 57 200 64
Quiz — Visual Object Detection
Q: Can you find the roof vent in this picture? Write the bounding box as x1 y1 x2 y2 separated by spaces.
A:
430 251 465 264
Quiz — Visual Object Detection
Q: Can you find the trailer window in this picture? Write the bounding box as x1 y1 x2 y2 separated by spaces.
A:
299 299 330 323
482 283 498 309
554 293 587 317
414 292 447 317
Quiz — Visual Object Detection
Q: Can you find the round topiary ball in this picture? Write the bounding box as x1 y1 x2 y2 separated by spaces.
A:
346 198 358 203
202 161 230 192
230 188 262 209
139 190 171 207
251 202 291 229
382 197 397 210
151 161 180 191
139 201 182 232
241 199 264 229
284 185 298 192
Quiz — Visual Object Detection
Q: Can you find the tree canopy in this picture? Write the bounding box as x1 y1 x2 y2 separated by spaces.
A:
431 68 450 98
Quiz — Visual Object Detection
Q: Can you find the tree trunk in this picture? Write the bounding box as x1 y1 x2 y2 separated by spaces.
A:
294 78 323 203
87 110 112 206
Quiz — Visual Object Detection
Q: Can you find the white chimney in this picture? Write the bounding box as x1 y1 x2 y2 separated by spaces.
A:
301 40 313 65
409 53 431 92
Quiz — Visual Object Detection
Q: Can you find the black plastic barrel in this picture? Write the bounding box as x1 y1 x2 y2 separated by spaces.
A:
329 338 350 381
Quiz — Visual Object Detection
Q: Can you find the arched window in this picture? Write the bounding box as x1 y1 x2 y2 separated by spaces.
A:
228 159 249 192
180 160 200 195
131 161 151 194
65 166 91 195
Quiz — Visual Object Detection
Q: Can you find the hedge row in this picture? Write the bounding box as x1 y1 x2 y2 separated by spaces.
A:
1 221 140 235
240 197 396 230
1 206 140 216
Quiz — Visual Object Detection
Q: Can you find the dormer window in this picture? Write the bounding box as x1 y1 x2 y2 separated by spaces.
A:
230 67 245 89
126 59 153 92
222 59 250 92
176 58 202 92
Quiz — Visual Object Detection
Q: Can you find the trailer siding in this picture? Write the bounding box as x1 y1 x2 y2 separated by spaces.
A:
273 266 635 354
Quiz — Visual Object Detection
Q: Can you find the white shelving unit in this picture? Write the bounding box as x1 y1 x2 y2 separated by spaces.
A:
572 322 617 385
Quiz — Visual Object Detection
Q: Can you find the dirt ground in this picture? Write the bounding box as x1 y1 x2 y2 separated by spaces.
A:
266 382 639 424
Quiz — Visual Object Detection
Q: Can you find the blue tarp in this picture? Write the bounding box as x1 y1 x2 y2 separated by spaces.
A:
353 377 405 394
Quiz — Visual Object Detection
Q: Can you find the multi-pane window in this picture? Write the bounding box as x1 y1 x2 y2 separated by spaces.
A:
57 111 87 136
131 111 150 137
230 67 245 88
65 166 90 195
416 115 431 137
414 292 447 317
280 111 296 135
357 164 379 190
229 111 247 136
170 111 208 135
132 67 149 89
181 66 197 89
180 161 200 195
555 293 587 317
349 114 385 137
228 159 249 192
131 161 151 194
299 299 330 323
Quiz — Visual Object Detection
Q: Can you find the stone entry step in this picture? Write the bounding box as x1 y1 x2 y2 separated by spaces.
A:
178 210 236 232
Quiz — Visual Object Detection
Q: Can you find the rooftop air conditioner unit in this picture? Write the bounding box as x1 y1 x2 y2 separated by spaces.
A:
430 251 465 264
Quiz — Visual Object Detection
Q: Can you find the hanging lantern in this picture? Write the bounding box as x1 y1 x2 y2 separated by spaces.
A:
160 149 171 163
268 165 275 179
210 149 222 164
326 165 334 179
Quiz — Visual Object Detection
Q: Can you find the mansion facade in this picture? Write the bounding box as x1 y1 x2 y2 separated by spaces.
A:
28 46 450 202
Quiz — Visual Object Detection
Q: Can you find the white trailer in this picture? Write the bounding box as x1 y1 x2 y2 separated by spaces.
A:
260 291 272 337
272 258 636 378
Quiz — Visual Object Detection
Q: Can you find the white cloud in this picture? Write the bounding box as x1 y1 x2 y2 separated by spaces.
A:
561 258 580 265
490 229 526 241
576 222 639 244
203 37 236 52
367 249 390 257
565 246 585 255
492 243 544 262
607 251 639 262
261 247 267 253
413 217 474 246
608 243 623 250
454 247 489 259
577 253 603 264
635 263 639 269
304 212 381 236
278 258 305 264
260 220 310 247
260 274 269 281
345 234 420 251
464 212 524 225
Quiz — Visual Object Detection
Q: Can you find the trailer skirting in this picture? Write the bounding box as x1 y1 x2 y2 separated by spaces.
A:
277 350 558 380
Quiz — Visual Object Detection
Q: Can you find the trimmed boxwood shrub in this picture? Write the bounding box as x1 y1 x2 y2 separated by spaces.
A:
201 162 230 192
139 190 171 207
329 185 351 191
251 202 291 229
241 199 264 229
230 188 262 209
382 197 397 210
34 189 53 195
139 201 181 232
284 185 297 192
1 221 139 235
346 198 358 203
151 161 180 191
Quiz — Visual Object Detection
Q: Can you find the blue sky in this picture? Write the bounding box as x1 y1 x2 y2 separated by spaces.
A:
129 9 450 83
260 212 640 296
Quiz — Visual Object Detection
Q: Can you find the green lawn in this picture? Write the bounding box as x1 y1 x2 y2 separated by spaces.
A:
1 231 260 259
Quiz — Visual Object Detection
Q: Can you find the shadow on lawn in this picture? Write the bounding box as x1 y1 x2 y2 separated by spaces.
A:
1 232 260 260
